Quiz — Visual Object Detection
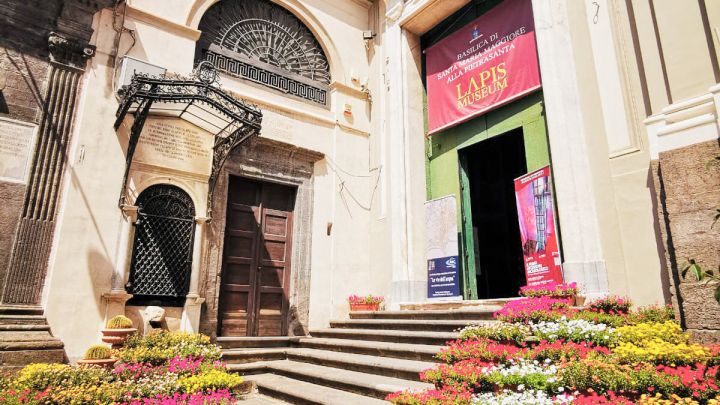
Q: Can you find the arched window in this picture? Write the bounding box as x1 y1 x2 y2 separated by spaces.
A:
196 0 331 106
127 185 195 307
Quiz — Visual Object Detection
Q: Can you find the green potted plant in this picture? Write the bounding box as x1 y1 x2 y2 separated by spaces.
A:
348 294 384 311
77 344 116 369
101 315 137 348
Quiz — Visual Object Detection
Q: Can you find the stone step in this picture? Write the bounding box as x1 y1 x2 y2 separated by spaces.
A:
0 324 51 331
294 337 442 362
0 314 50 326
310 328 459 346
0 348 65 371
246 373 389 405
0 306 44 316
399 298 517 311
222 348 289 364
329 318 494 332
235 359 431 399
349 309 497 320
237 393 291 404
224 348 435 381
217 337 291 349
286 348 433 381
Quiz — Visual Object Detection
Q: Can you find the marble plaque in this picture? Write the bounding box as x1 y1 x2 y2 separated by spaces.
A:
0 117 37 183
134 118 213 176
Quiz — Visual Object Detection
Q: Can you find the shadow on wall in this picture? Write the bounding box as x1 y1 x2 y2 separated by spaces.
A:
87 248 113 319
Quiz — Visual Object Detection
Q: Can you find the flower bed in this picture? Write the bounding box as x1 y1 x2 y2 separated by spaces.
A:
0 331 245 404
388 293 720 404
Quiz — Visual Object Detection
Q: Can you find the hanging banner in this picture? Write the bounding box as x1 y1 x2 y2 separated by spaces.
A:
514 166 563 287
425 0 541 134
425 196 462 299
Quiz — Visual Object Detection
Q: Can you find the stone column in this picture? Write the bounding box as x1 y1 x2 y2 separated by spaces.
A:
383 2 428 306
531 0 609 297
181 217 208 332
102 205 136 320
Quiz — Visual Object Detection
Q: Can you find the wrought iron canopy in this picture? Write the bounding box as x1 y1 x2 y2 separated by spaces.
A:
115 62 263 218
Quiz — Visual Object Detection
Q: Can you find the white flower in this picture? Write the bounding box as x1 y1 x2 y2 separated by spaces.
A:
472 389 573 405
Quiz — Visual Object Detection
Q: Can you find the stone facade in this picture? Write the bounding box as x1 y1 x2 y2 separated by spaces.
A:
652 140 720 341
0 0 112 370
0 0 716 366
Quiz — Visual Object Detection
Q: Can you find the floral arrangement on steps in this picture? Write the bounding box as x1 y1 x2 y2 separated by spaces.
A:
387 295 720 404
76 344 116 369
519 282 584 305
0 331 247 404
348 294 385 311
101 315 138 349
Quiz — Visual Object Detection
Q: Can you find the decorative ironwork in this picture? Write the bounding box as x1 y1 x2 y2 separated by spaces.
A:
127 185 195 306
196 0 331 106
205 45 328 105
115 67 263 218
193 61 220 86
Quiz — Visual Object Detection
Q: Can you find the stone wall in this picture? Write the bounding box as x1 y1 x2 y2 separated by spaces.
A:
0 0 112 305
652 139 720 342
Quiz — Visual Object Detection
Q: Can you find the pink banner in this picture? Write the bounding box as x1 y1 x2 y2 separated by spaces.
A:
425 0 541 134
514 166 563 288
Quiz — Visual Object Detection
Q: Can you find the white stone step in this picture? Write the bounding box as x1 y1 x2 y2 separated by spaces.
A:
236 359 432 399
294 337 442 362
309 328 459 346
247 373 390 404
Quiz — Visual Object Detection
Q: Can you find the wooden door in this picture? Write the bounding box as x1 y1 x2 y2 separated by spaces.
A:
219 177 295 336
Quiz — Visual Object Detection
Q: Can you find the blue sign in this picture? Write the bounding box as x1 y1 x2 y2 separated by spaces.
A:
428 255 461 298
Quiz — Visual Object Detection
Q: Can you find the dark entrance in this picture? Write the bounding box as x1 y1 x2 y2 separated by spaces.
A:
460 129 527 299
219 176 296 336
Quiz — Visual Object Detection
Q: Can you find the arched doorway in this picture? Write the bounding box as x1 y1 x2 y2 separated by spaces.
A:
127 184 196 307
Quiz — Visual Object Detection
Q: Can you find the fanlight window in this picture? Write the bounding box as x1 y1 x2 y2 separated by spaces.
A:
127 185 195 307
196 0 331 106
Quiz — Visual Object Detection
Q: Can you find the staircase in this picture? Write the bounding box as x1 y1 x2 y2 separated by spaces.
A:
223 303 504 404
0 306 65 372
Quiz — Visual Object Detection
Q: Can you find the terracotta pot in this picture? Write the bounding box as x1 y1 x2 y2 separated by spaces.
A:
349 303 380 312
101 328 137 348
77 358 117 369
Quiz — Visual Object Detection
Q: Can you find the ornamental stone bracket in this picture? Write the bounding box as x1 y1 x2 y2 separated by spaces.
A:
47 32 96 69
101 291 134 323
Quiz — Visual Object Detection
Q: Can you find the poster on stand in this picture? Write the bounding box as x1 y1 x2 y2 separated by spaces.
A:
425 196 462 299
425 0 541 134
514 166 563 287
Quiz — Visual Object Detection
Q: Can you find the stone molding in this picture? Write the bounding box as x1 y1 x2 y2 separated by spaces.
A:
645 83 720 160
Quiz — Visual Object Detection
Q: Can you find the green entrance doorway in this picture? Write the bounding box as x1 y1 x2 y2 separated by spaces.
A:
459 129 528 299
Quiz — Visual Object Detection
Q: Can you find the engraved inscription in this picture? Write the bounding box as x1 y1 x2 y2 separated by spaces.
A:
135 118 213 176
0 118 37 183
145 121 211 162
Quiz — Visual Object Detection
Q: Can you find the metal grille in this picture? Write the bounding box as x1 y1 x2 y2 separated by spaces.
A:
128 185 195 306
196 0 331 106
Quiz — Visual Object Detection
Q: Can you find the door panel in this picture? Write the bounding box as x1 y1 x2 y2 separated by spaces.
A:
220 177 295 336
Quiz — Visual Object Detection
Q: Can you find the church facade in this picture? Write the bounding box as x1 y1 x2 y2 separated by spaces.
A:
0 0 718 364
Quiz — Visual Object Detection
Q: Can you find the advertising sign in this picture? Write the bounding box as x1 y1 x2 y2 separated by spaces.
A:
514 166 563 287
428 256 461 298
425 0 541 134
425 196 462 299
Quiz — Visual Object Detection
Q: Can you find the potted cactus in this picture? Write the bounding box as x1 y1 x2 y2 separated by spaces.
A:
101 315 137 348
77 344 116 369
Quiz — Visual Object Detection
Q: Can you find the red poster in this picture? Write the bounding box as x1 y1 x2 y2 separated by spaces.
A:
425 0 541 134
514 166 563 287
